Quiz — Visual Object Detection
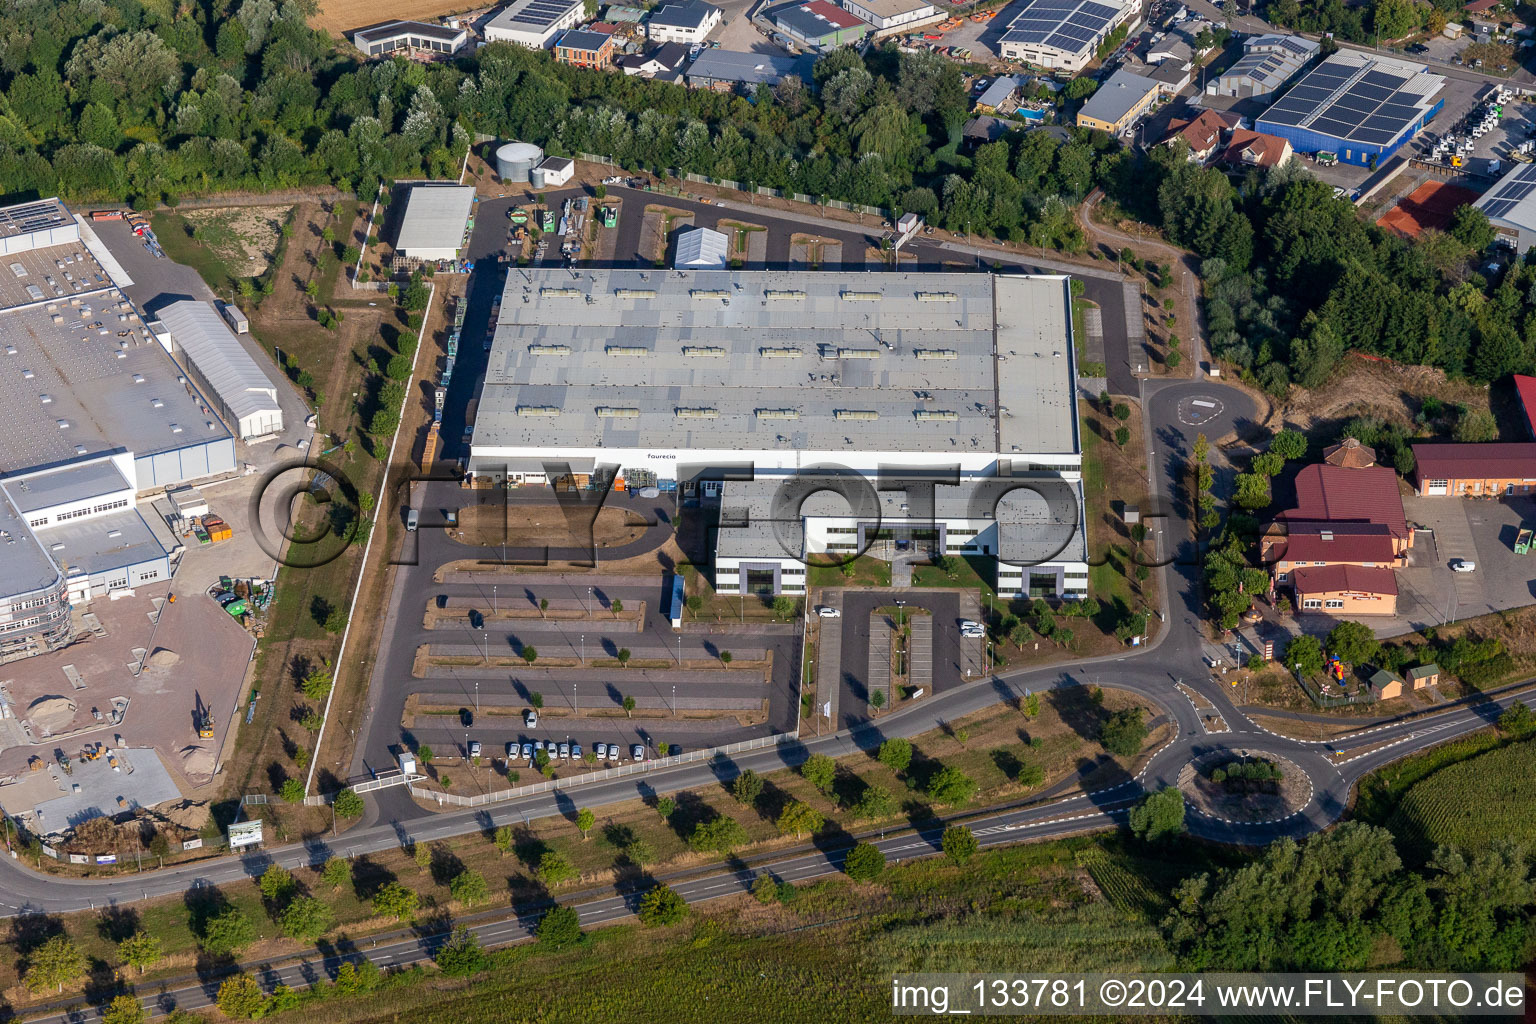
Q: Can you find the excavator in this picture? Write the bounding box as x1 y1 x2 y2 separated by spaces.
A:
194 693 215 739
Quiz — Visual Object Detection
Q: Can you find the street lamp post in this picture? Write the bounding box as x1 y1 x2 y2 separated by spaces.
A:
672 684 677 715
483 631 489 664
580 634 585 666
475 679 480 714
492 585 497 614
587 586 593 616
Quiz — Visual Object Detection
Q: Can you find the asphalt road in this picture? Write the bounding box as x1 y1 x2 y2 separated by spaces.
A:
9 195 1534 1019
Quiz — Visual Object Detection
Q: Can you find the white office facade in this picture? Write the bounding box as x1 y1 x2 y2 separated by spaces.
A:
469 269 1088 599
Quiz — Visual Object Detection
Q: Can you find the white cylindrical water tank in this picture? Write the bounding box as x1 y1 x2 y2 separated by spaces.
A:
495 141 544 183
530 166 548 189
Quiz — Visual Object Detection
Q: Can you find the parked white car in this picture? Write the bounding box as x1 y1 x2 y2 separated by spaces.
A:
817 606 840 617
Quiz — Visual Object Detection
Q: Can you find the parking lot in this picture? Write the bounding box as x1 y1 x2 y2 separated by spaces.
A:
1418 85 1536 177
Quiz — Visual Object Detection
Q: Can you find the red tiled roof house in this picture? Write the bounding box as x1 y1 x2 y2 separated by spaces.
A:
1291 564 1399 616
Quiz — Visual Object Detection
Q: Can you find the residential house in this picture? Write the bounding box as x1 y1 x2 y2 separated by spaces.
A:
1407 664 1441 689
1218 128 1294 170
1262 521 1402 586
648 0 723 43
1277 464 1413 555
618 40 690 76
1158 109 1242 163
975 76 1023 113
555 28 619 67
1291 564 1399 616
963 115 1015 145
1076 68 1161 134
1411 442 1536 496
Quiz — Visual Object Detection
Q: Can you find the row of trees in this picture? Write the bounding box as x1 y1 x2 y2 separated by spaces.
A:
1109 138 1536 393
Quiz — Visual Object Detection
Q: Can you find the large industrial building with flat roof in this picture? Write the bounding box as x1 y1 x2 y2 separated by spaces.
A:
1256 51 1443 167
0 198 250 663
469 269 1088 598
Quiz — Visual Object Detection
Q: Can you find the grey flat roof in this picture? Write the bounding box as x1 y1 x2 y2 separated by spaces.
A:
686 49 815 85
0 491 60 600
395 185 476 254
354 20 467 43
475 269 1077 456
41 506 166 578
154 301 282 428
650 0 720 28
717 477 1088 563
1079 68 1160 125
3 458 130 515
488 0 583 32
977 76 1021 108
0 271 231 476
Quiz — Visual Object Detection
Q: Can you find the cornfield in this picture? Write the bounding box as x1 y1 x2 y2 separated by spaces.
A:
1387 739 1536 856
1076 847 1167 920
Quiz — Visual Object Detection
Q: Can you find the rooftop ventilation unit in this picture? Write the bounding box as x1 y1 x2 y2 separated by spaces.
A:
755 408 800 420
539 288 584 298
916 292 957 301
596 407 641 418
915 349 958 360
528 344 571 356
764 290 805 300
690 289 730 299
914 410 958 422
614 288 656 299
605 345 651 356
516 405 562 417
836 348 880 359
682 346 726 357
834 410 879 421
675 407 719 419
760 347 801 358
840 291 882 301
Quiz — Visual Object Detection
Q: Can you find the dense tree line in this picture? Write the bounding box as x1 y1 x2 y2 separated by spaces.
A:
1168 822 1536 971
0 0 1120 242
1109 141 1536 393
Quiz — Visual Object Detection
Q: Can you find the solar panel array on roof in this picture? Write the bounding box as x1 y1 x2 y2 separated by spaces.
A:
1478 161 1536 220
1259 52 1442 148
1001 0 1127 54
510 0 575 25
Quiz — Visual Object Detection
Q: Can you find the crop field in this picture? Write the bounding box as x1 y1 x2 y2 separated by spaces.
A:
1386 739 1536 856
311 0 474 34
